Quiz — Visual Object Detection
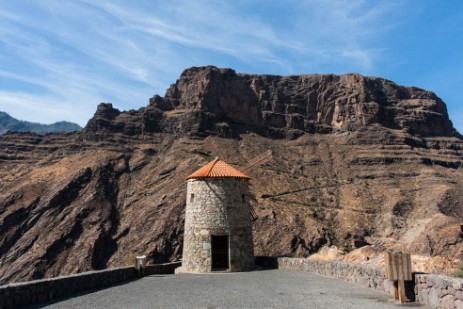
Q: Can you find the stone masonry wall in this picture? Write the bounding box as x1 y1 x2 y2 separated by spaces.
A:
415 274 463 309
278 258 463 309
144 261 182 276
278 258 394 294
0 263 180 309
0 266 136 309
181 178 254 273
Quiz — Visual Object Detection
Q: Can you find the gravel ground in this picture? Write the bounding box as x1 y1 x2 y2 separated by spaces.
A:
32 270 430 309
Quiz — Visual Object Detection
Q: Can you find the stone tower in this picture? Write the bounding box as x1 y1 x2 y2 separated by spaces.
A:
179 158 255 273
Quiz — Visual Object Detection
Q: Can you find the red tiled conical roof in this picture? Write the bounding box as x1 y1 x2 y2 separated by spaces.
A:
186 158 251 180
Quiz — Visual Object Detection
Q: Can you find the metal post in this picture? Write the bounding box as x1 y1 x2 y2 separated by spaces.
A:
135 255 147 270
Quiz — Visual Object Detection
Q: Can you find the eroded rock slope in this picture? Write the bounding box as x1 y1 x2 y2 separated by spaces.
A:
1 66 462 284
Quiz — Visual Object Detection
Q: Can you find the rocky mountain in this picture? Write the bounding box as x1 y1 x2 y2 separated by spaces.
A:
0 66 462 284
0 111 81 135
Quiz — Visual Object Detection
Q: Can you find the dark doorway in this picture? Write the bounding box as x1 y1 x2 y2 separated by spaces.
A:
211 235 229 270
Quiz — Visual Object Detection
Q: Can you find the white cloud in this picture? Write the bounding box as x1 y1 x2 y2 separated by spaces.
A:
0 0 406 125
0 91 91 126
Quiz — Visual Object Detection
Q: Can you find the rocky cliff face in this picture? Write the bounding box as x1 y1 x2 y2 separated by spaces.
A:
85 66 457 139
1 66 462 284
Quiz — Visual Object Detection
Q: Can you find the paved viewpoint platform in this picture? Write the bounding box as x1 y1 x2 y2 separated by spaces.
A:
34 270 429 309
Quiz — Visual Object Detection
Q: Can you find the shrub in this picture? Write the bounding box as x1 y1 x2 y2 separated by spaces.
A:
453 260 463 278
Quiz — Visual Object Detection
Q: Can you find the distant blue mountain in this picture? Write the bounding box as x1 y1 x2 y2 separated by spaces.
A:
0 111 82 135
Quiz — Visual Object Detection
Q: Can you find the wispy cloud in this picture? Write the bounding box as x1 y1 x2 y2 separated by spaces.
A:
0 91 90 125
0 0 411 126
83 0 403 72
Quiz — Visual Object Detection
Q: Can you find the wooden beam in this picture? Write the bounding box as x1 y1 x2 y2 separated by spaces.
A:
240 150 272 173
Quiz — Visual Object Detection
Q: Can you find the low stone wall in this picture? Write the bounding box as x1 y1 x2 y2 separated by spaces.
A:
0 262 181 309
278 258 395 294
415 274 463 309
144 261 182 275
255 256 279 269
0 266 136 309
4 257 462 308
278 258 463 309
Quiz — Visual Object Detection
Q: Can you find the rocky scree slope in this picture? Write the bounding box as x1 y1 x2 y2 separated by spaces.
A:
0 66 462 284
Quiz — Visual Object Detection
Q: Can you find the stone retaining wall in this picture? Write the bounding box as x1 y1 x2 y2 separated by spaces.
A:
415 274 463 309
278 257 395 294
0 262 180 309
278 257 463 309
4 257 462 308
144 261 182 276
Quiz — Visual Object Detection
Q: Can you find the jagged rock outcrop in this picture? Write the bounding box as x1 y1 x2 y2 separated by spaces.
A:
85 66 458 139
1 66 462 284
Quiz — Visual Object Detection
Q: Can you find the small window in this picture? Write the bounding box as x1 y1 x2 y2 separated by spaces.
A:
190 193 195 203
241 194 246 203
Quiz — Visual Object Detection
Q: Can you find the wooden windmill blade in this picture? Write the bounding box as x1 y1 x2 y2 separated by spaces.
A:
167 136 226 189
167 136 224 190
204 136 227 160
240 150 273 173
239 150 273 221
249 205 258 221
169 165 200 190
160 156 204 192
202 136 273 221
260 178 355 199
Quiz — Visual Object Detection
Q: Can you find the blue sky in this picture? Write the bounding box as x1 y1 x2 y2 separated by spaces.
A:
0 1 462 133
